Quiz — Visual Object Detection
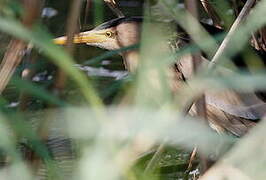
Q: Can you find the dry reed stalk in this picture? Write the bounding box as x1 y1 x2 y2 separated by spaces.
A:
209 0 256 68
187 147 197 171
0 0 41 94
52 0 83 97
0 40 27 93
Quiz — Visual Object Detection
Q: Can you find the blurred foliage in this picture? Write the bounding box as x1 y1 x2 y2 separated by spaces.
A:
0 0 266 180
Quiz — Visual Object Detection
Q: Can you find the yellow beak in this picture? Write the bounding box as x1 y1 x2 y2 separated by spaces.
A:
53 31 106 45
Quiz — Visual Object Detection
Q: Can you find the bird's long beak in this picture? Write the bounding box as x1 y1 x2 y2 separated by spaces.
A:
53 31 106 45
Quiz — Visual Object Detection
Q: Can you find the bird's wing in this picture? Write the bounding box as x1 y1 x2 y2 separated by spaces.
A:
177 54 266 120
205 90 266 120
189 103 257 136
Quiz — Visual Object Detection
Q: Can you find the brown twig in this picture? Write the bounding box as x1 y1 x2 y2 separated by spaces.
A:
52 0 83 96
187 146 197 171
0 40 27 94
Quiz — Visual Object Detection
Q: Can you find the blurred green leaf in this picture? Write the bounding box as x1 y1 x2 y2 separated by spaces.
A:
10 76 67 106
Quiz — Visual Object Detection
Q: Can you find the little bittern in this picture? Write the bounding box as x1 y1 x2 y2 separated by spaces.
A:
54 17 266 136
54 17 142 72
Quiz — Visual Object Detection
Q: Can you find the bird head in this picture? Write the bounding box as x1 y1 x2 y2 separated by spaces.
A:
54 17 142 71
54 17 142 51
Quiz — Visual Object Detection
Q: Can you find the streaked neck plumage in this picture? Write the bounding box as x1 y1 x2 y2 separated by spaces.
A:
122 50 140 72
115 21 141 72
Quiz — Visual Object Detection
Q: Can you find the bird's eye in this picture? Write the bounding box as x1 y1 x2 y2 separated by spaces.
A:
105 31 113 38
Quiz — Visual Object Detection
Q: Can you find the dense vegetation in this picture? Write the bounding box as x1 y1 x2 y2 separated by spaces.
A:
0 0 266 179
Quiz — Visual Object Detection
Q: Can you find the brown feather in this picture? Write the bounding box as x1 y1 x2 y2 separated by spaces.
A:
173 53 263 136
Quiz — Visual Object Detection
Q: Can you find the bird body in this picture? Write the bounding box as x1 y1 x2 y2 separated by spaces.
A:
54 17 266 136
176 54 263 135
